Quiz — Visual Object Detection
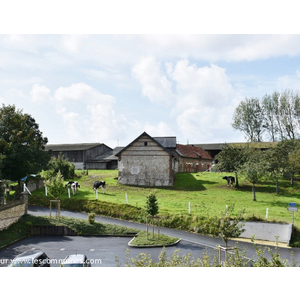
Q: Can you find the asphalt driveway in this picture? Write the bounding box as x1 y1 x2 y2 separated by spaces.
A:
0 235 210 267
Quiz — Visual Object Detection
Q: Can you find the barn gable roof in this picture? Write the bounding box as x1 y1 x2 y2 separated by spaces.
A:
176 144 213 160
115 132 175 157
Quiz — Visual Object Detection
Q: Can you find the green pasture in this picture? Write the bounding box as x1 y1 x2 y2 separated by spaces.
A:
32 170 300 228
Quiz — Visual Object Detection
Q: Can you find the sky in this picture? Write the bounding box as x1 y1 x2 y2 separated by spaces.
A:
1 2 300 149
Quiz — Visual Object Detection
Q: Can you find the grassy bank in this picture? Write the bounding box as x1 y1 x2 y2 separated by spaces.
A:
32 170 300 225
28 170 300 245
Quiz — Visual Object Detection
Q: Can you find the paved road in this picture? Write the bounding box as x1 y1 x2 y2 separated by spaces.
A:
2 205 300 266
0 235 212 267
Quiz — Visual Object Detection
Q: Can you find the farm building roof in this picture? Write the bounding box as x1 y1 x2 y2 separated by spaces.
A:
44 143 104 152
153 137 177 149
176 144 213 160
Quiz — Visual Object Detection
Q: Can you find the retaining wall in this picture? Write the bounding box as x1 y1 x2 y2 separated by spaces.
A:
0 199 27 230
240 221 293 245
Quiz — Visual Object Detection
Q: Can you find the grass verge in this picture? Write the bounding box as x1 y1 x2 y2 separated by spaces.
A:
129 231 180 247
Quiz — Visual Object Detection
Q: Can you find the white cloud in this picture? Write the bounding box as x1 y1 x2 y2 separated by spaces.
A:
165 60 241 142
132 56 244 143
50 82 141 144
171 61 235 110
132 56 173 105
60 35 88 54
30 84 51 103
144 121 175 137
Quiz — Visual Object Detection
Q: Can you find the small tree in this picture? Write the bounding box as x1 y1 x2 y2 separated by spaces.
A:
240 150 268 201
145 193 159 239
46 152 75 179
44 171 65 200
219 203 245 248
218 203 245 263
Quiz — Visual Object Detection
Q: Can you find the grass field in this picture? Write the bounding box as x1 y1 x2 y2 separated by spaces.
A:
31 170 300 229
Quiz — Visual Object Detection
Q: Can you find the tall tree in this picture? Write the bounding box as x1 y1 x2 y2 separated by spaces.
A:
279 89 299 140
232 97 264 142
0 104 50 198
262 93 279 141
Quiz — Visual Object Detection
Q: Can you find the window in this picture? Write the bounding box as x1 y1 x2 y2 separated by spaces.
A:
144 142 148 146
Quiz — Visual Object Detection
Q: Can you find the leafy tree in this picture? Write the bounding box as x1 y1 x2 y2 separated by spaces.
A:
46 152 75 179
285 140 300 187
233 90 300 142
265 146 285 194
232 97 264 142
279 89 299 140
43 171 65 200
215 143 249 187
271 139 300 187
262 93 279 141
240 150 268 201
0 104 50 198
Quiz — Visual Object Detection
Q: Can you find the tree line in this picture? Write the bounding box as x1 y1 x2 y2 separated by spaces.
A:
232 89 300 142
215 140 300 200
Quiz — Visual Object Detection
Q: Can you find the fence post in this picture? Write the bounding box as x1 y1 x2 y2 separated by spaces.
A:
21 191 30 214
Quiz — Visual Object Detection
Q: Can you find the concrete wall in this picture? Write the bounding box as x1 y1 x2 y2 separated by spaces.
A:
240 221 293 245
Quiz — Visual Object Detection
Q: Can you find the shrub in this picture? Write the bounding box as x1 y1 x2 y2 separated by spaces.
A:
88 213 95 224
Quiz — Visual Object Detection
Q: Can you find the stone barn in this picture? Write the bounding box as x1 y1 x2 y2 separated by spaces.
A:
115 132 176 187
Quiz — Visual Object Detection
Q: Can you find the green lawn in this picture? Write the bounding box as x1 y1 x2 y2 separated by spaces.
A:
32 170 300 229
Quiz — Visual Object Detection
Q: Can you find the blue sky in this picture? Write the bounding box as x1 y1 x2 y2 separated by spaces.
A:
1 4 300 148
2 34 300 148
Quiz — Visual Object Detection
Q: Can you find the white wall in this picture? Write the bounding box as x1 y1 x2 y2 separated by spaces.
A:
239 222 293 245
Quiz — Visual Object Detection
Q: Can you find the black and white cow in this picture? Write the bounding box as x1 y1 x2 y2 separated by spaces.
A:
93 181 106 193
65 181 81 195
222 176 235 187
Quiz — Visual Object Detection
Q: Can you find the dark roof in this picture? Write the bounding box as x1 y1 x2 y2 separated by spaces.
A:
176 144 213 160
89 148 122 162
153 137 176 148
44 143 104 152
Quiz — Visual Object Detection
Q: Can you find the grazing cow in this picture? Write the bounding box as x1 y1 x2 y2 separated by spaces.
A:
222 176 235 187
65 181 75 187
93 181 106 193
65 181 80 195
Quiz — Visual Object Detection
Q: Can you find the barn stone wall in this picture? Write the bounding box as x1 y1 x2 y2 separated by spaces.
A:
118 135 174 186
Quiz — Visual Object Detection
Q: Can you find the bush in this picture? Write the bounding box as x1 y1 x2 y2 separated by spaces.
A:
88 213 95 224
